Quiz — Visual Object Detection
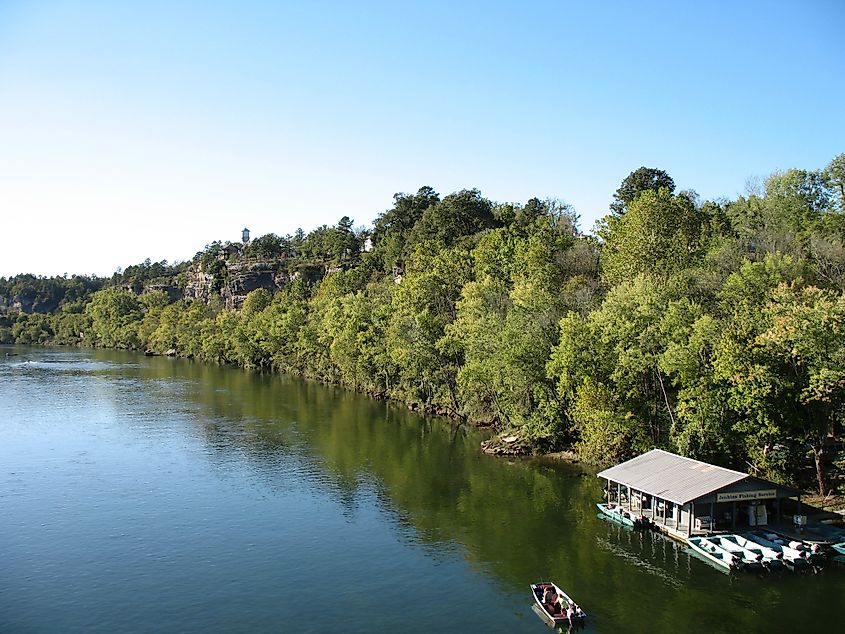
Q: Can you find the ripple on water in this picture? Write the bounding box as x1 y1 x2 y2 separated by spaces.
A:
595 534 685 589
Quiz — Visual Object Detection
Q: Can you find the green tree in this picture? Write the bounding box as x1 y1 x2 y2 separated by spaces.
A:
10 313 54 344
86 288 143 349
257 283 308 373
824 153 845 213
610 166 675 215
710 256 808 483
322 284 394 391
409 189 499 248
600 189 703 287
549 275 690 462
371 186 440 269
243 234 284 259
328 216 358 263
755 284 845 494
387 243 473 412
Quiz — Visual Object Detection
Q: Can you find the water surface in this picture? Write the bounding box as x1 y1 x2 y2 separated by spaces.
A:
1 347 843 632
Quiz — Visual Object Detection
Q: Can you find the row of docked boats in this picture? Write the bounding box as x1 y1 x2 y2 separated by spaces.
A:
687 531 825 573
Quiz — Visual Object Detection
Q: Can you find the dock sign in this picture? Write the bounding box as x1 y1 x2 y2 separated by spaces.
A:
716 489 777 502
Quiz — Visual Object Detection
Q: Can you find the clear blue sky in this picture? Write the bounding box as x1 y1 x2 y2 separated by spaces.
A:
1 0 843 277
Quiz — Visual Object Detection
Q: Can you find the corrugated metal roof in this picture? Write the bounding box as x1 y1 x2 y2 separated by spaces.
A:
596 449 751 504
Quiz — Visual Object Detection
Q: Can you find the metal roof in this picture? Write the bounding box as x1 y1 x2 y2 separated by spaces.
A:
596 449 754 505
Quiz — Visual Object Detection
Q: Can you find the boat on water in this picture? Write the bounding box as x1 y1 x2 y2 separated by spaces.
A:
744 531 811 571
716 534 783 572
530 582 586 627
706 535 766 572
832 542 845 556
786 538 827 566
596 502 650 529
687 536 741 572
746 530 826 566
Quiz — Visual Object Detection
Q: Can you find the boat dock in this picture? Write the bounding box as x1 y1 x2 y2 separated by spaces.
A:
597 449 813 545
595 449 845 574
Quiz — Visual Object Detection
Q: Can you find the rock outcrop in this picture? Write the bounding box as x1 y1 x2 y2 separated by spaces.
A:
183 268 217 303
221 261 288 310
181 258 325 310
143 282 183 303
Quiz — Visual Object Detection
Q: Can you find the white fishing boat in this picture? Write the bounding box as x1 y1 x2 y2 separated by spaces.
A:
687 536 741 572
744 531 811 571
717 534 783 572
709 535 766 572
530 581 586 627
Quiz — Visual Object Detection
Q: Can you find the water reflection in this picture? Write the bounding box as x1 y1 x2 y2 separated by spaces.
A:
3 346 845 633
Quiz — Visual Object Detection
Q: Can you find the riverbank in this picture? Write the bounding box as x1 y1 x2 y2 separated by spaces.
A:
803 493 845 514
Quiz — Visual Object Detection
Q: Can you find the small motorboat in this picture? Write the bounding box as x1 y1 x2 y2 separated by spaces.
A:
744 532 810 571
786 538 827 566
687 536 742 572
750 531 827 565
832 542 845 556
530 581 586 626
596 502 650 529
717 535 784 571
709 535 767 572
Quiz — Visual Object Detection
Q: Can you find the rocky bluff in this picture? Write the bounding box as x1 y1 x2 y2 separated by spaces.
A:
183 258 327 309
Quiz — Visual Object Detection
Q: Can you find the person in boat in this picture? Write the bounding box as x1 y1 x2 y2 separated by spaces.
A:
566 600 585 620
542 586 558 612
556 594 570 616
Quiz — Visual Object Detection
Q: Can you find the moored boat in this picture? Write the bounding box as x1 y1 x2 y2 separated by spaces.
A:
744 531 811 571
717 534 783 572
687 536 741 572
832 542 845 556
530 582 586 626
708 535 766 572
787 539 827 566
596 502 650 529
752 531 827 565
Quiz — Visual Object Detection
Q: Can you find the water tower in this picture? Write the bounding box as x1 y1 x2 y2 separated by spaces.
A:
242 228 250 244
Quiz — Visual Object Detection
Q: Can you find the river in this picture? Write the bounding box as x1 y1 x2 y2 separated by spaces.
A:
1 346 843 633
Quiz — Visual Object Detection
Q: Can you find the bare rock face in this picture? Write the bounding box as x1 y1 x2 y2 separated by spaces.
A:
143 283 183 302
289 264 325 285
183 268 217 303
0 293 58 314
182 258 326 309
221 262 284 310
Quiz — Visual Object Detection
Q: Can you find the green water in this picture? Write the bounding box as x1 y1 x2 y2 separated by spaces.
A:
1 347 843 633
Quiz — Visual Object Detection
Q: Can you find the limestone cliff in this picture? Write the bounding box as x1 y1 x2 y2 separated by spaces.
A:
221 261 288 310
183 258 326 309
183 268 218 303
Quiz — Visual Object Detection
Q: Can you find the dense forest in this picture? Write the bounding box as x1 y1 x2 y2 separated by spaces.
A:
3 155 845 496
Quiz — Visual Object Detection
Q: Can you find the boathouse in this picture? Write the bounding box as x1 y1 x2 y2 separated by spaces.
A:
597 449 800 538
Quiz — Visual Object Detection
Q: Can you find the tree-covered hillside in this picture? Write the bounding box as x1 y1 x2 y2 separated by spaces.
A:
3 155 845 495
